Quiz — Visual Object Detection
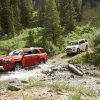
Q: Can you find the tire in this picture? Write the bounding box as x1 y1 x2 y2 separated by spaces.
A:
77 48 80 54
40 59 45 64
14 63 22 71
85 45 88 51
67 53 71 56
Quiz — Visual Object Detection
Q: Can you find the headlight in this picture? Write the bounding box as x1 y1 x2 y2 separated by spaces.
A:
4 58 12 62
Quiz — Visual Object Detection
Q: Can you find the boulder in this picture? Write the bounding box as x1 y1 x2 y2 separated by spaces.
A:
7 85 21 91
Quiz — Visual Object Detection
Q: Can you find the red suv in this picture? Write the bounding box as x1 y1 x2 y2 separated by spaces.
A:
0 47 48 71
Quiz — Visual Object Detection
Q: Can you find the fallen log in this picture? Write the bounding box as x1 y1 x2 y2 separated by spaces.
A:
68 64 84 76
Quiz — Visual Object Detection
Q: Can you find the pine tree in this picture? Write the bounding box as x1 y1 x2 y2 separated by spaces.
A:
10 0 22 32
37 0 46 27
73 0 83 21
0 1 1 32
0 0 15 34
19 0 33 27
59 0 66 26
43 0 61 45
59 0 75 31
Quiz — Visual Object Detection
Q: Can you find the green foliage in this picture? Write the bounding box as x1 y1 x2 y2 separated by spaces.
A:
0 28 42 50
22 93 38 100
70 53 100 65
25 79 96 97
64 24 96 47
44 0 62 45
46 96 54 100
19 0 33 27
0 0 15 34
68 93 81 100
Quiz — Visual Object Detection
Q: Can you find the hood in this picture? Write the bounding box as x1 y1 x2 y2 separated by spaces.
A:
0 55 22 61
66 45 79 49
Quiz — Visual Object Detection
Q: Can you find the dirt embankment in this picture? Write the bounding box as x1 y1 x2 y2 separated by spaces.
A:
0 53 100 100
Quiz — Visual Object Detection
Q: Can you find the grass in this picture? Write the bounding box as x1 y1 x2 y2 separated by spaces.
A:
22 94 38 100
82 7 100 27
25 79 97 97
68 93 81 100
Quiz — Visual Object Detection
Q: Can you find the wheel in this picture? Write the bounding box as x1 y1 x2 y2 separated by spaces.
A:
40 59 45 64
85 45 88 51
67 53 71 56
14 63 22 71
77 48 80 54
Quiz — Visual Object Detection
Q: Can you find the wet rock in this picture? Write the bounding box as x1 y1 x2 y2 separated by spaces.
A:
93 71 100 77
70 75 74 78
96 81 100 84
21 80 29 84
42 68 53 75
7 85 21 91
9 81 15 83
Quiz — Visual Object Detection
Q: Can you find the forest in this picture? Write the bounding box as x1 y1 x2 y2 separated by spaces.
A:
0 0 100 63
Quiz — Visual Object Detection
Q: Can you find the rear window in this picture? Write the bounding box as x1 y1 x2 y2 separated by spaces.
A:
39 49 45 53
24 49 32 55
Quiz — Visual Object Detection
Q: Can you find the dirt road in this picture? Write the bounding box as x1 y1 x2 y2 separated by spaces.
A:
0 53 100 100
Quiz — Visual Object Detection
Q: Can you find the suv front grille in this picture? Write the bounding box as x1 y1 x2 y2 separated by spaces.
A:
66 48 72 51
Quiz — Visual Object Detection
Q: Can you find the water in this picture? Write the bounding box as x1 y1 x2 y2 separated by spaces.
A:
0 63 53 81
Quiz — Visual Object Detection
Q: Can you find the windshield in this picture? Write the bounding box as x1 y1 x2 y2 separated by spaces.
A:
69 41 79 46
8 50 23 56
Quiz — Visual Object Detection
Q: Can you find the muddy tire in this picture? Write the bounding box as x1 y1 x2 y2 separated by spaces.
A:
67 53 71 56
40 59 45 64
77 48 80 54
14 63 22 71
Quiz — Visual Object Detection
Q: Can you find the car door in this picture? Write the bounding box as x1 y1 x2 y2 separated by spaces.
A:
79 41 83 51
22 49 33 67
79 40 85 51
31 49 40 65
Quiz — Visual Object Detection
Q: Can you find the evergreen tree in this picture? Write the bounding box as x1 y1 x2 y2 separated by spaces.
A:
0 0 15 34
59 0 75 31
10 0 22 32
19 0 33 27
25 32 34 47
73 0 83 21
59 0 66 26
43 0 61 45
0 1 1 32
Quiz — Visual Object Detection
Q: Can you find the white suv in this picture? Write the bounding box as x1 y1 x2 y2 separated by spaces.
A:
65 39 88 55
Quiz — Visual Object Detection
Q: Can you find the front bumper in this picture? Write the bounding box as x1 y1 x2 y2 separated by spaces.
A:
65 49 77 54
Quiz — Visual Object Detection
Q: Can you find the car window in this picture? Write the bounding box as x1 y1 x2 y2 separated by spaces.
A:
24 49 32 55
79 40 85 44
70 41 79 45
8 50 23 56
39 49 45 53
33 49 39 54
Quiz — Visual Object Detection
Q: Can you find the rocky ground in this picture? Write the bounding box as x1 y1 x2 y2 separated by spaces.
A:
0 53 100 100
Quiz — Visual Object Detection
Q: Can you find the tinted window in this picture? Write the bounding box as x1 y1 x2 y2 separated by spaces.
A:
9 50 23 56
24 49 32 55
39 49 45 53
79 40 85 44
33 49 39 54
70 41 79 45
